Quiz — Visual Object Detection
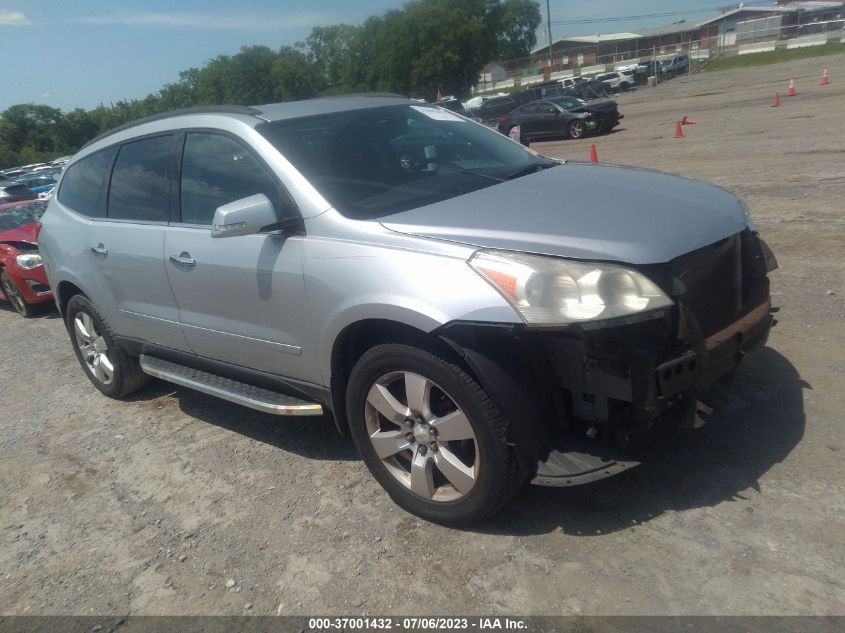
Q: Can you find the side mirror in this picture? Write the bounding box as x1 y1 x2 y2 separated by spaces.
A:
211 194 277 238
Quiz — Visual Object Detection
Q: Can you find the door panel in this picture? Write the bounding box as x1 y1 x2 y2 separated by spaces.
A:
89 134 189 351
164 228 319 382
534 104 562 136
89 222 189 350
164 131 319 384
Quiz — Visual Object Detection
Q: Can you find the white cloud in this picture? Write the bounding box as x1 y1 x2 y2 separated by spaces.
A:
0 11 31 26
68 11 338 32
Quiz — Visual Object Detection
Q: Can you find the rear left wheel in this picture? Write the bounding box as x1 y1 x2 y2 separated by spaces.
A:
66 295 148 398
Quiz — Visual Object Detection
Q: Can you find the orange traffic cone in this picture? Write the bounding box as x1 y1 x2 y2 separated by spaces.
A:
772 92 781 107
821 66 830 86
589 144 598 162
787 77 796 96
674 121 684 138
680 115 696 125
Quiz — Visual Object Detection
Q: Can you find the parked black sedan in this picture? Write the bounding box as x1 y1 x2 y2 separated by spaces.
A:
496 99 597 142
548 96 623 133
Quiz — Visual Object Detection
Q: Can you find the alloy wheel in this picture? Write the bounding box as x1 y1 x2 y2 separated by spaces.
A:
570 121 585 139
73 311 114 384
1 273 27 315
364 371 479 502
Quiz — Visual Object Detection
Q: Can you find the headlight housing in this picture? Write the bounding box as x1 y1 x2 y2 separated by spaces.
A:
16 252 42 270
469 249 673 326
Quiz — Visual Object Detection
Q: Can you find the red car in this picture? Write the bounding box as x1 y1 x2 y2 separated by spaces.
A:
0 199 53 317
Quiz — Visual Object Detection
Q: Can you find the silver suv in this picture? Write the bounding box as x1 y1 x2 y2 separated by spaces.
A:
39 96 777 524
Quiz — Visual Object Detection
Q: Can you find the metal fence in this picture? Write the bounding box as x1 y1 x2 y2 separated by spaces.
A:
477 18 845 93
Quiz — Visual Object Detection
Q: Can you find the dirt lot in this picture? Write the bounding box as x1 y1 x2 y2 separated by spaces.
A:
1 54 844 617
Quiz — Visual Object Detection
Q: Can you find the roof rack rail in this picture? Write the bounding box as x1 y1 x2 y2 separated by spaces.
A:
80 105 263 150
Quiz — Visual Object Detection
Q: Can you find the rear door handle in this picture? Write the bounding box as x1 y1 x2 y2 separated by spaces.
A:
91 243 108 256
169 252 196 268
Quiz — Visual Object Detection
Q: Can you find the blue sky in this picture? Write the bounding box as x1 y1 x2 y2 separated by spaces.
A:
0 1 743 111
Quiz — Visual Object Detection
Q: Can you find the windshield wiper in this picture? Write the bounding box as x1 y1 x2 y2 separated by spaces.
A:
458 169 506 183
503 162 557 181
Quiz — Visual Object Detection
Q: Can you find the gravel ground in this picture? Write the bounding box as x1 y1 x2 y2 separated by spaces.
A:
1 53 844 616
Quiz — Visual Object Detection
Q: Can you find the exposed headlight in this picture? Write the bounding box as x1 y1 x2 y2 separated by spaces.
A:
469 250 673 326
16 253 42 270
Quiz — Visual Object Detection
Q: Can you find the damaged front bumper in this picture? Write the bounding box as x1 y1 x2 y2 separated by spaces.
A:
438 230 777 487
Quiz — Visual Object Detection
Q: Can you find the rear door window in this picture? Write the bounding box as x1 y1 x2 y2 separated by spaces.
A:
56 147 116 217
179 132 283 225
107 135 172 222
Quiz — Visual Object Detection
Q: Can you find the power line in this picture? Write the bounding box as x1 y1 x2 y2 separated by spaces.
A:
547 1 775 26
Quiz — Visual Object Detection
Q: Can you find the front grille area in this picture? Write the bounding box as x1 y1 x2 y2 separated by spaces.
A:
640 231 762 337
673 234 742 335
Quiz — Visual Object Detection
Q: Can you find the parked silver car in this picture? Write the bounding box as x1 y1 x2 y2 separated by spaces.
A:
39 95 777 524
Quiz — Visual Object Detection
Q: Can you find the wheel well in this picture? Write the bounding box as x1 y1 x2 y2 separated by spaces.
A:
56 281 85 318
328 319 475 434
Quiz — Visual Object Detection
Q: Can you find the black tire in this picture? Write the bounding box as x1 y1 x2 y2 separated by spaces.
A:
568 120 586 139
65 294 148 398
1 270 38 318
346 343 521 525
620 82 631 92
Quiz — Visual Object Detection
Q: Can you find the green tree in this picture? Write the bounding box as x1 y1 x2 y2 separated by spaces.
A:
0 0 546 169
0 104 64 153
496 0 542 60
158 68 200 110
307 25 358 93
194 46 279 106
270 46 323 101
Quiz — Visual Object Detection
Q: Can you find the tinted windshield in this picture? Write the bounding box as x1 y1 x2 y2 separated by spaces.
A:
257 104 554 219
0 200 48 231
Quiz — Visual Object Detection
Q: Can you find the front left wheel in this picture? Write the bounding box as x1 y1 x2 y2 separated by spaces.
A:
1 271 38 318
569 120 587 139
346 343 522 525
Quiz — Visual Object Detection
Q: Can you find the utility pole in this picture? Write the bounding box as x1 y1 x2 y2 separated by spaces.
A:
546 0 553 69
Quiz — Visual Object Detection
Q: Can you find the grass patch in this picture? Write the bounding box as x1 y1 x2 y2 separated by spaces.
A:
704 41 845 72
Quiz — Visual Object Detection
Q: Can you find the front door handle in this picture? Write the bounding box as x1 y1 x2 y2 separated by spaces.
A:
91 243 108 256
169 252 196 268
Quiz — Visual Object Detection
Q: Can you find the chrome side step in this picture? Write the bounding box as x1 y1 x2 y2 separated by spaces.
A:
139 354 323 416
532 447 639 487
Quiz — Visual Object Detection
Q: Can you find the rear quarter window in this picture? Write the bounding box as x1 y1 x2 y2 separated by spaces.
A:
57 147 116 217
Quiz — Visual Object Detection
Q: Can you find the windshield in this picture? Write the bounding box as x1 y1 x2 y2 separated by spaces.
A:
0 200 48 231
257 104 555 219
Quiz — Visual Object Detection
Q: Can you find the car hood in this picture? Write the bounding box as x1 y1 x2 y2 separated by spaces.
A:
379 163 747 265
0 221 40 247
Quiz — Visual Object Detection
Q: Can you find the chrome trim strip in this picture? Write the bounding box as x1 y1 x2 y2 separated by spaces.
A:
119 309 181 325
181 322 302 355
119 311 301 356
